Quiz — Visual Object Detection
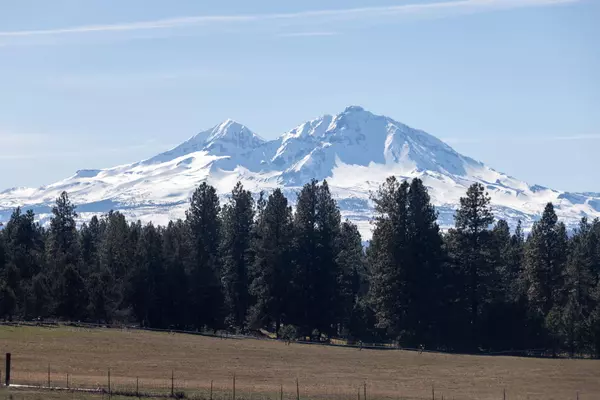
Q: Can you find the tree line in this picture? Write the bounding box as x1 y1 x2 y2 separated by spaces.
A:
0 178 599 357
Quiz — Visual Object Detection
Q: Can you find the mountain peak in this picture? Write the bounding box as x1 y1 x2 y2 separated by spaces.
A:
217 118 243 130
206 119 264 147
343 105 366 113
142 119 263 165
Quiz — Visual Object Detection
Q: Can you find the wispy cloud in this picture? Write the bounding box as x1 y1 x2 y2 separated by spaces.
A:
0 15 256 38
0 0 580 41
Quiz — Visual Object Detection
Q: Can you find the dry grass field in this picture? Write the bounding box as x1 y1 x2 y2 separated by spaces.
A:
0 388 139 400
0 325 598 400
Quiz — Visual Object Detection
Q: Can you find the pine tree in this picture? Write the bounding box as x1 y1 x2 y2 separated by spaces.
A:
0 282 16 320
186 182 224 330
290 180 342 339
313 180 341 337
46 192 83 319
130 223 166 327
87 269 113 323
290 180 320 337
79 215 110 321
56 264 87 320
80 215 102 275
368 177 444 346
221 182 255 330
588 219 600 357
99 211 131 279
490 220 513 299
0 234 11 319
405 178 444 347
28 273 50 318
3 207 45 316
508 221 526 302
94 211 130 320
0 226 5 279
559 218 597 355
525 203 568 315
47 192 80 268
590 279 600 358
367 176 409 339
247 188 293 335
524 203 569 352
162 220 193 328
479 219 528 351
246 190 266 324
449 183 495 349
335 220 366 339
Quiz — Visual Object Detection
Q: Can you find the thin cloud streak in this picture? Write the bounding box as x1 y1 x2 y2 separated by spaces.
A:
0 15 256 37
0 0 580 38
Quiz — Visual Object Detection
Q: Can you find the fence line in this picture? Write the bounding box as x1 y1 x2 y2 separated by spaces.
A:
0 372 509 400
1 354 590 400
3 374 384 400
2 372 590 400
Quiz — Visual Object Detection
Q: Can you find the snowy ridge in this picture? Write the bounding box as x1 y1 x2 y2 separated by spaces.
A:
1 106 599 239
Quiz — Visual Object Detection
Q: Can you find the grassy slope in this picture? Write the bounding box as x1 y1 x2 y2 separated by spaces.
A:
1 326 598 400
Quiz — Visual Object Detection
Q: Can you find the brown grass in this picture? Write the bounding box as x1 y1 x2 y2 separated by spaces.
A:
0 325 598 400
0 387 148 400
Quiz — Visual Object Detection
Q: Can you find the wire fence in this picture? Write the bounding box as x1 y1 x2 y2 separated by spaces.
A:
2 364 592 400
4 368 458 400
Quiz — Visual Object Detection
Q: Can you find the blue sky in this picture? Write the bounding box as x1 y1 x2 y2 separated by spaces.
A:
0 0 598 192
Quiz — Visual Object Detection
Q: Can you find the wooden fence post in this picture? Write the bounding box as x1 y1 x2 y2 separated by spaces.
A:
364 382 367 400
210 380 214 400
136 377 139 397
296 378 300 400
280 384 283 400
47 363 51 387
233 373 236 400
67 373 69 389
4 353 10 387
108 368 111 397
171 370 174 397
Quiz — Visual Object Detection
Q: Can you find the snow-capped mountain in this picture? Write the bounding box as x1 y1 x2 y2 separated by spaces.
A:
1 106 599 239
